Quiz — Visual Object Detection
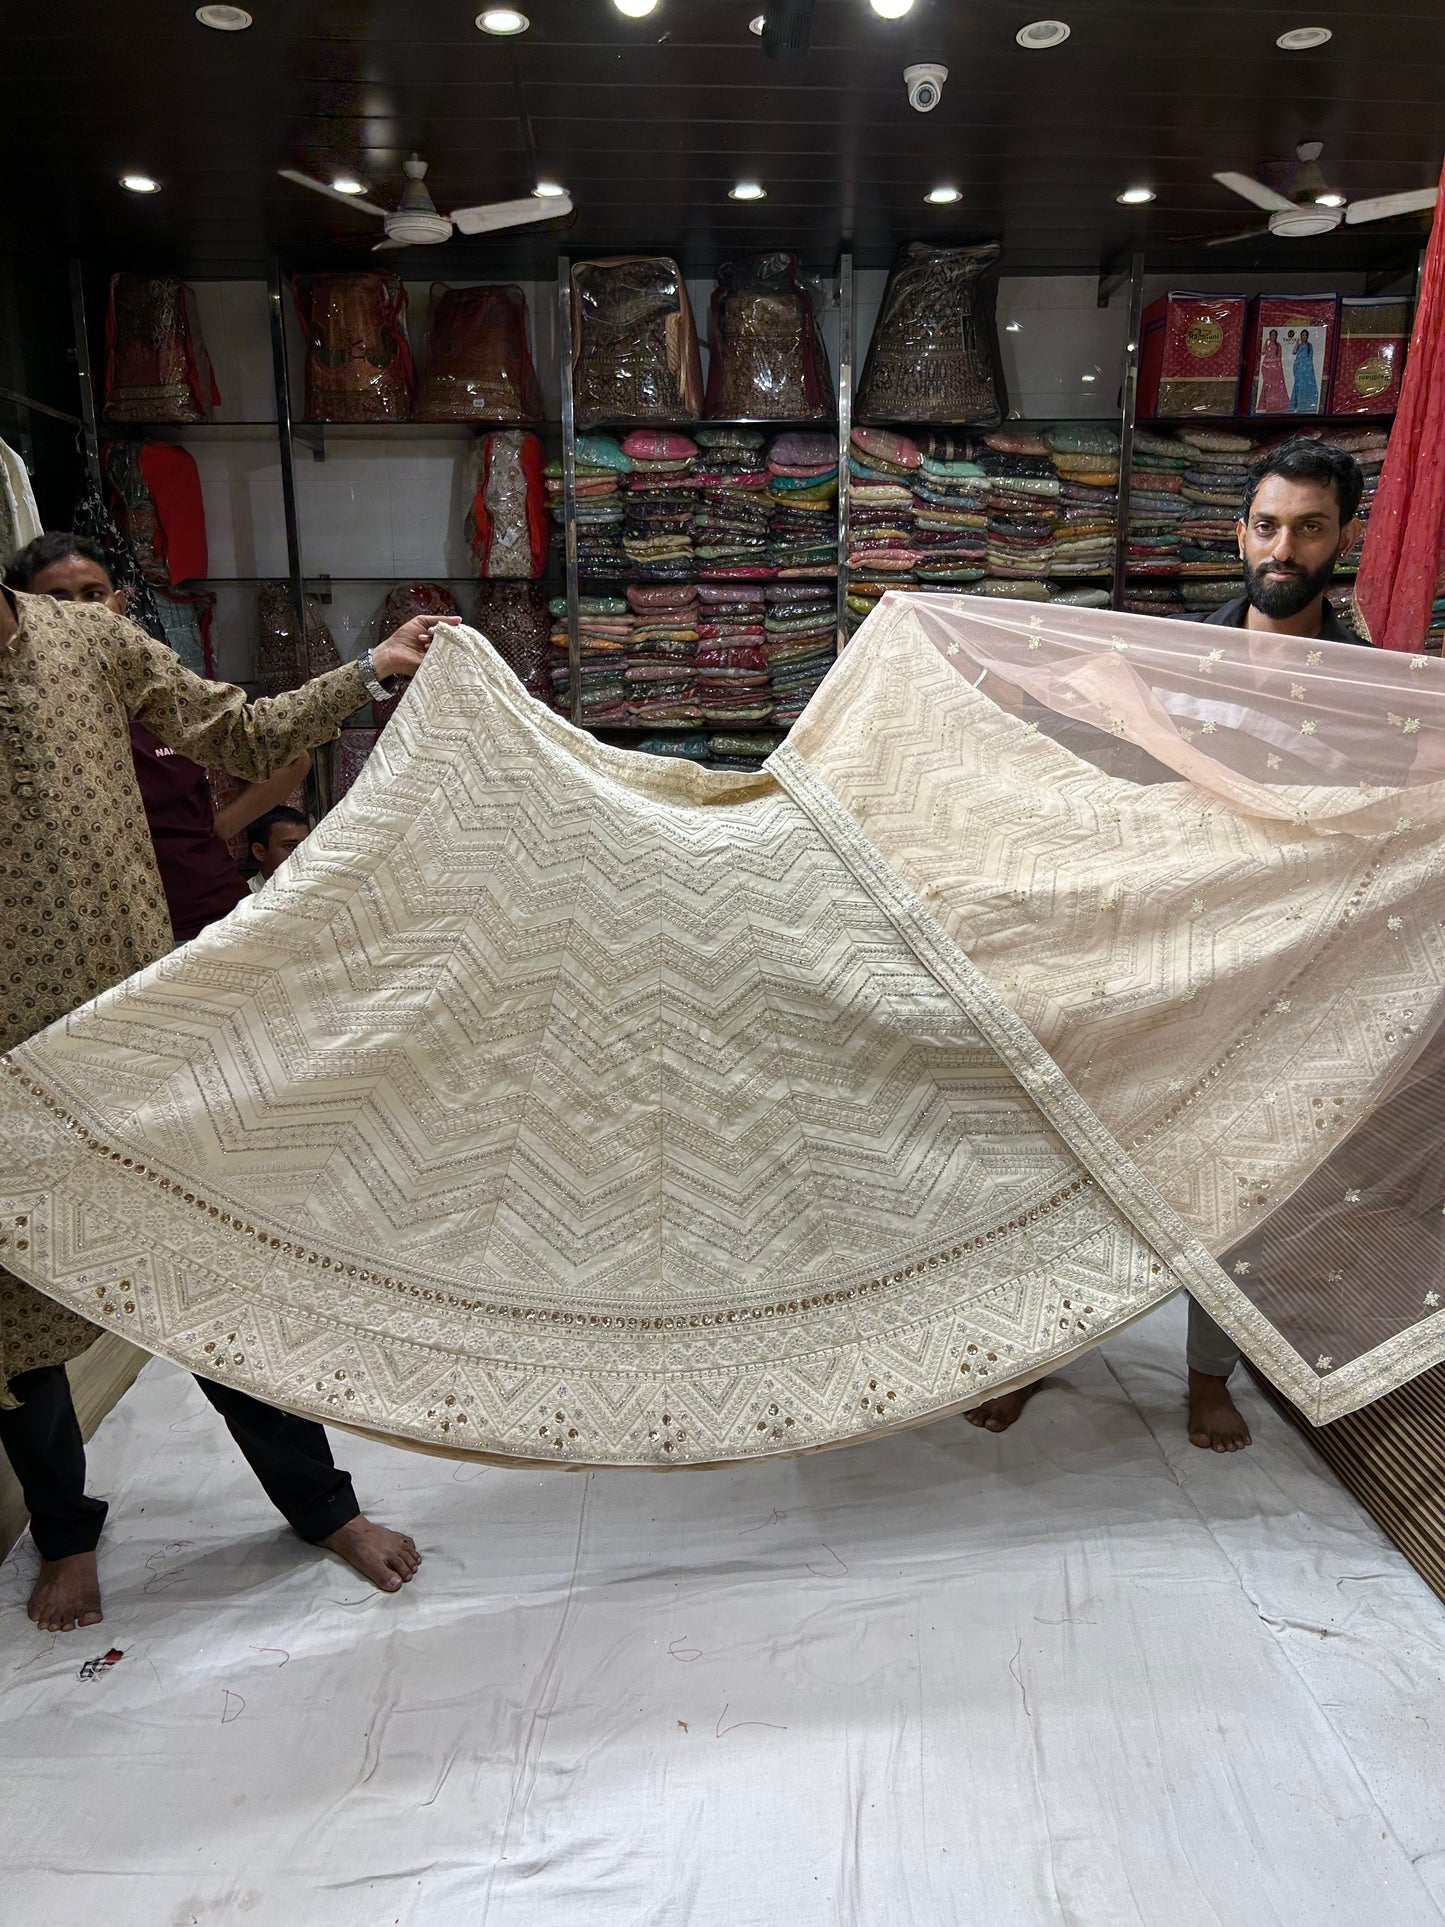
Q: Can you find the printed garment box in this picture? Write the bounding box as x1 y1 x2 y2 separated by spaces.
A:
1245 293 1339 416
1139 292 1248 417
1333 296 1412 414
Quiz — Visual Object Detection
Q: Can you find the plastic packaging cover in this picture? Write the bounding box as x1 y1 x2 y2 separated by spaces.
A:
369 582 463 726
474 581 552 704
256 581 343 698
704 252 832 421
572 258 704 428
292 273 414 423
465 431 549 578
413 284 543 424
104 274 220 424
855 242 1007 428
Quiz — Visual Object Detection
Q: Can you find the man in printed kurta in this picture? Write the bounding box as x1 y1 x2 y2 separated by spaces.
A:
0 584 443 1631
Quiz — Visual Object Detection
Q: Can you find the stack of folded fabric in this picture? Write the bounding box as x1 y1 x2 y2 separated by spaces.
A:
765 584 836 725
1046 424 1120 580
846 426 922 596
546 433 630 578
844 577 885 639
708 732 781 770
978 430 1060 584
624 583 702 726
955 577 1054 605
910 432 989 587
1175 427 1254 595
694 583 772 725
1121 579 1187 619
1177 501 1242 578
1125 428 1190 588
1318 424 1390 574
622 429 699 579
1180 577 1241 615
766 430 839 575
636 733 711 763
693 426 770 576
548 593 635 723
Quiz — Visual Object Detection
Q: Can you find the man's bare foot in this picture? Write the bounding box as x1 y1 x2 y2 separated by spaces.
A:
965 1380 1044 1434
27 1550 103 1634
319 1515 421 1593
1187 1369 1252 1453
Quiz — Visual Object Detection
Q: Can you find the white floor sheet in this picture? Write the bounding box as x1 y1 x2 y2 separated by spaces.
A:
3 1296 1444 1927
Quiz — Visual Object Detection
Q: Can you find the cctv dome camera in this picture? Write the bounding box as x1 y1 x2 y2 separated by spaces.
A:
904 62 947 112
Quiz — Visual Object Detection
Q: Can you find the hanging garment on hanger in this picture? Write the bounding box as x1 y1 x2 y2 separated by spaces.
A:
103 274 220 423
413 283 542 425
2 594 1443 1466
102 441 209 586
292 274 414 423
71 481 168 642
0 438 42 550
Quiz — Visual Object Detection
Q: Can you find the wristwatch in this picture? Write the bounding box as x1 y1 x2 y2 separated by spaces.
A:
357 647 395 703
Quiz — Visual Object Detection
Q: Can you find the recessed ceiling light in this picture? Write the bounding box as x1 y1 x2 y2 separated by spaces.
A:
1276 26 1331 49
748 12 765 31
195 4 253 27
1315 191 1346 208
613 0 659 15
730 181 767 201
870 0 916 18
476 7 529 32
926 185 962 205
1080 373 1097 383
1116 186 1155 205
1016 19 1071 48
1005 322 1022 333
331 176 367 195
120 173 161 194
533 180 567 198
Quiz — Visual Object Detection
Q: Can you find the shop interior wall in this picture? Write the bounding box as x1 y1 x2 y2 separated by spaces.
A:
58 254 1430 691
164 265 1154 687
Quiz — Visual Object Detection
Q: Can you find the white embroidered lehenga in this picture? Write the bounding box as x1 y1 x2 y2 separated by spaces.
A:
2 593 1442 1465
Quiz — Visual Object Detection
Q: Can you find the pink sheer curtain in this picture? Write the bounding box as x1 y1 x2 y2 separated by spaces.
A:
1355 158 1445 651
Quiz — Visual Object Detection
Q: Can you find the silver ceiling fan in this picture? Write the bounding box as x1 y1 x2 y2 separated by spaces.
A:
1207 141 1438 246
278 154 572 249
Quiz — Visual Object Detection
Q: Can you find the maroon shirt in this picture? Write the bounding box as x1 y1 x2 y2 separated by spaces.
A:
129 720 249 943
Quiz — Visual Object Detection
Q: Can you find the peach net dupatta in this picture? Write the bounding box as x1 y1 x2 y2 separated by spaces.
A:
779 591 1445 1420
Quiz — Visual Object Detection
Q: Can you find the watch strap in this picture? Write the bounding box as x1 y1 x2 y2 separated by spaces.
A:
357 648 392 703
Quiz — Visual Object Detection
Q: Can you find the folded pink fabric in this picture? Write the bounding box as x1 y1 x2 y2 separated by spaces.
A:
696 583 765 603
851 427 922 470
626 583 700 612
622 429 699 461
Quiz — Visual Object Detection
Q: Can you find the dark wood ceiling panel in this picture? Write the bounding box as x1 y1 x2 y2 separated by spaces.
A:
4 0 1440 275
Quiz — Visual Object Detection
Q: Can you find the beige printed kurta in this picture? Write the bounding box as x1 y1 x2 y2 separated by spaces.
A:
0 589 371 1388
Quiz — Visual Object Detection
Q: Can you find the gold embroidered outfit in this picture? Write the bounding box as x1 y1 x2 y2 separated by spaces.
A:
0 590 370 1388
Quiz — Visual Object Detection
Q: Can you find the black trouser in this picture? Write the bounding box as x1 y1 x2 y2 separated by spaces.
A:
0 1364 359 1561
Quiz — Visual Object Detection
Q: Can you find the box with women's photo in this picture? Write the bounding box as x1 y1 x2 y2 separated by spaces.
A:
1245 294 1338 417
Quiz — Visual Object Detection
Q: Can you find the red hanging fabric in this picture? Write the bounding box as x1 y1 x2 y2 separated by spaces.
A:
1354 161 1445 651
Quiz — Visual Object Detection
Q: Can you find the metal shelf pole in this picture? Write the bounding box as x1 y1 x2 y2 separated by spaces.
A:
836 250 853 653
1110 250 1146 612
266 262 309 659
557 255 582 729
67 260 103 493
267 261 333 818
